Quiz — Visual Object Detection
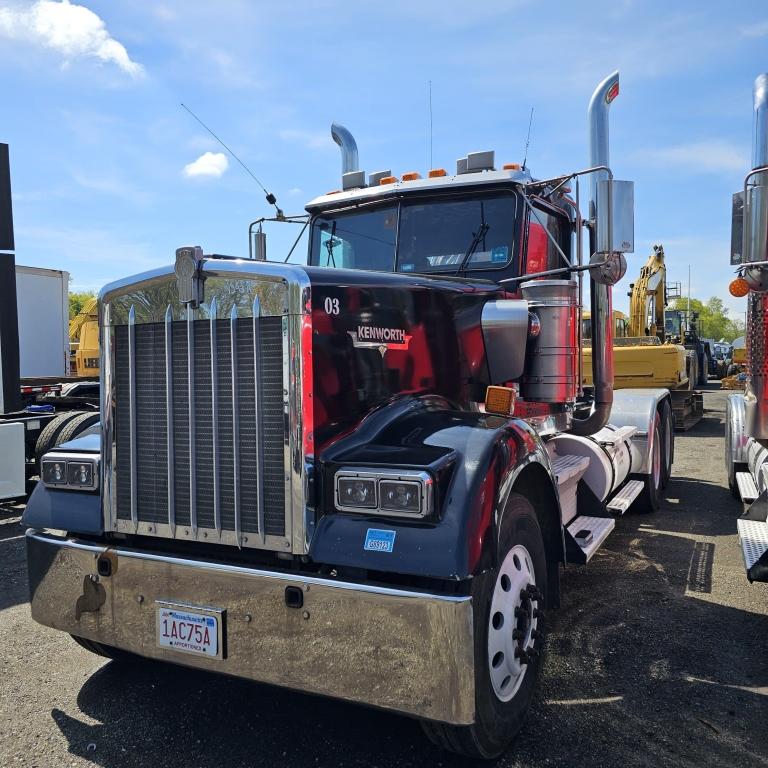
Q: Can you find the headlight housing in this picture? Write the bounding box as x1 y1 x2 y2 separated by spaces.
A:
334 469 433 518
41 452 99 491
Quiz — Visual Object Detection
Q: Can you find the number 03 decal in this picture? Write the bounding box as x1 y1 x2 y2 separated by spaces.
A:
324 297 340 315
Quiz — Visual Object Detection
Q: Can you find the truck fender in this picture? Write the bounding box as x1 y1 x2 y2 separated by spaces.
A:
311 398 563 585
609 388 672 475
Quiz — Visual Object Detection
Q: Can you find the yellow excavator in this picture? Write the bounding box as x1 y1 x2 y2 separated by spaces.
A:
583 244 703 430
68 296 99 377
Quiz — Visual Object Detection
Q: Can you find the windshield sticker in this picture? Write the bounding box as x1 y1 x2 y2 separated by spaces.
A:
348 326 412 358
491 245 509 263
364 528 396 553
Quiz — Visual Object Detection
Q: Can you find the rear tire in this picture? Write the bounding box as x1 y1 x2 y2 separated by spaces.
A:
34 411 84 466
420 493 547 759
636 412 663 513
659 400 674 488
699 354 708 386
54 411 100 446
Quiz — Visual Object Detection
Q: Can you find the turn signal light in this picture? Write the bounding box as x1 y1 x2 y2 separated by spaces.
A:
379 175 397 185
428 168 447 178
401 171 421 181
503 163 521 171
729 277 750 298
485 385 516 416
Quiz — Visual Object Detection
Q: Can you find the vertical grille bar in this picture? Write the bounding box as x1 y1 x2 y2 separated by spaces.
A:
231 305 241 547
210 297 221 536
164 305 175 537
128 305 138 532
187 305 197 535
253 296 265 544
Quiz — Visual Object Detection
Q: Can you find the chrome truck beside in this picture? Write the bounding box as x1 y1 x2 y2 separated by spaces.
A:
24 72 675 758
725 73 768 583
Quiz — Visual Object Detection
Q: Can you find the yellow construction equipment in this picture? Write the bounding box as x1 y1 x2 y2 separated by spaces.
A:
68 296 99 377
583 245 703 429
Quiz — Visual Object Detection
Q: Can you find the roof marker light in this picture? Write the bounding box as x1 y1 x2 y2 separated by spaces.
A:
428 168 447 178
379 175 398 185
503 163 521 171
401 171 421 181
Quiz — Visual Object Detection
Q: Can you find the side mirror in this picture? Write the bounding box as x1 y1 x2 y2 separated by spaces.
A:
744 179 768 264
731 191 744 265
596 179 634 254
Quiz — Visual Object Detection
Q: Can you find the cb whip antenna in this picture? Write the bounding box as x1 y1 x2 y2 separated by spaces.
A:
522 107 534 170
180 102 283 218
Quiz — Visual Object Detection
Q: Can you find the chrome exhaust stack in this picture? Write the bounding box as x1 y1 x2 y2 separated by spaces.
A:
742 74 768 438
571 71 621 436
331 123 365 190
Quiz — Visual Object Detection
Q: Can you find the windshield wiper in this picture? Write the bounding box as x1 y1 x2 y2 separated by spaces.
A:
323 221 338 267
455 221 490 275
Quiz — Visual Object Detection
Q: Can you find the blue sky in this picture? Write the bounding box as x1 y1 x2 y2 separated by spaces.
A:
0 0 767 320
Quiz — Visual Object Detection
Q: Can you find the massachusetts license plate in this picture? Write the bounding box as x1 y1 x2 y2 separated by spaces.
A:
156 603 222 659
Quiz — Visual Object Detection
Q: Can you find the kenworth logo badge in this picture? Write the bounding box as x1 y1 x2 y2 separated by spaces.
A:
348 326 412 358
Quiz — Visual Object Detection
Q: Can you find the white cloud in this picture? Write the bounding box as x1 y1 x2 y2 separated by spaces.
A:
183 152 229 179
288 187 303 196
0 0 143 77
632 140 747 174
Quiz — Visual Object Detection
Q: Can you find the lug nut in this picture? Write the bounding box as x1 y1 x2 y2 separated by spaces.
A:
512 629 524 640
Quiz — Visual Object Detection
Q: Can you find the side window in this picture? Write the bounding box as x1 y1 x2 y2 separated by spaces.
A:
526 204 568 275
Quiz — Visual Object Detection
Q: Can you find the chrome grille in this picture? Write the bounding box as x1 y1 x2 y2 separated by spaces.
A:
113 311 287 545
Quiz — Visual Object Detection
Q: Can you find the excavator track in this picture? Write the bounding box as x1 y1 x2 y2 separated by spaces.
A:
671 389 704 431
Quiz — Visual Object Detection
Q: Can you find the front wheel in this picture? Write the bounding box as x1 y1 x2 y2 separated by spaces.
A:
421 493 546 759
699 354 709 386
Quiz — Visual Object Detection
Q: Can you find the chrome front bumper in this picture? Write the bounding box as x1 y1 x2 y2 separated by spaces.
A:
26 530 475 724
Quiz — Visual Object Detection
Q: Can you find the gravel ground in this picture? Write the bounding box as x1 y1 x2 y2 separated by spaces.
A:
1 385 766 768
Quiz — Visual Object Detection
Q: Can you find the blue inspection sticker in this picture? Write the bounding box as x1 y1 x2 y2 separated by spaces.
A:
364 528 396 553
491 245 509 263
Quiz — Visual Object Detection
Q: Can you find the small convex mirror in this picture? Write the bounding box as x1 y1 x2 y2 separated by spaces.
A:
731 191 744 265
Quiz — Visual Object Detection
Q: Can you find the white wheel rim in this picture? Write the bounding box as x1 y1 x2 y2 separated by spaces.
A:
487 544 540 702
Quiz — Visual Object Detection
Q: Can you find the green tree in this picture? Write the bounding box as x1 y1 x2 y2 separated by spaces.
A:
669 296 745 342
69 290 97 320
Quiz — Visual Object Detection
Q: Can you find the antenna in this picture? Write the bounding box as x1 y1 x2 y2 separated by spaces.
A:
428 80 433 169
180 102 283 218
522 107 534 169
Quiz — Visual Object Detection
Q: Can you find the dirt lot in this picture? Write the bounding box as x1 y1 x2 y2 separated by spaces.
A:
1 385 766 768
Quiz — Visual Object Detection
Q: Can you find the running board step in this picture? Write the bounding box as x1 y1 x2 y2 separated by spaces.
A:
606 479 645 514
737 518 768 582
552 454 590 526
566 515 615 563
599 425 637 446
736 472 759 504
552 454 590 485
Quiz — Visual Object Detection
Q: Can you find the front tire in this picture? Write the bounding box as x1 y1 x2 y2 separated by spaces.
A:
421 493 547 759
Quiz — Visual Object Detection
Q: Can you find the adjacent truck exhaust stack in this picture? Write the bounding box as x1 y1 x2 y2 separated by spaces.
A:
726 73 768 583
24 73 675 759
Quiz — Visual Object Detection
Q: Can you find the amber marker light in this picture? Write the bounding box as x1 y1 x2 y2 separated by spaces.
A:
503 163 521 170
729 277 750 298
428 168 447 178
485 386 516 416
379 175 397 185
401 171 421 181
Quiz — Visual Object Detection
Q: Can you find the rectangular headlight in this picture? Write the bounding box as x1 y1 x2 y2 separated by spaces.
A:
334 469 433 518
336 475 378 510
41 452 99 491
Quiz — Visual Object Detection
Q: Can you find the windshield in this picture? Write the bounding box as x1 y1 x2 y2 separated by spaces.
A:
309 193 518 274
664 311 682 337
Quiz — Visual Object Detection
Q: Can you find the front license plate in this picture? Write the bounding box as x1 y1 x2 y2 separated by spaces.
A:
156 603 222 659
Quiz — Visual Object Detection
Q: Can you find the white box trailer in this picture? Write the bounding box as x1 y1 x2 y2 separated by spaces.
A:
15 265 69 379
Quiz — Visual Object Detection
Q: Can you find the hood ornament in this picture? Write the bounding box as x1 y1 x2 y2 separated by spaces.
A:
175 245 204 307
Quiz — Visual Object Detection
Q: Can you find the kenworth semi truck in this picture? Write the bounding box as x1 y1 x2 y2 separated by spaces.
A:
725 73 768 583
24 72 674 758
